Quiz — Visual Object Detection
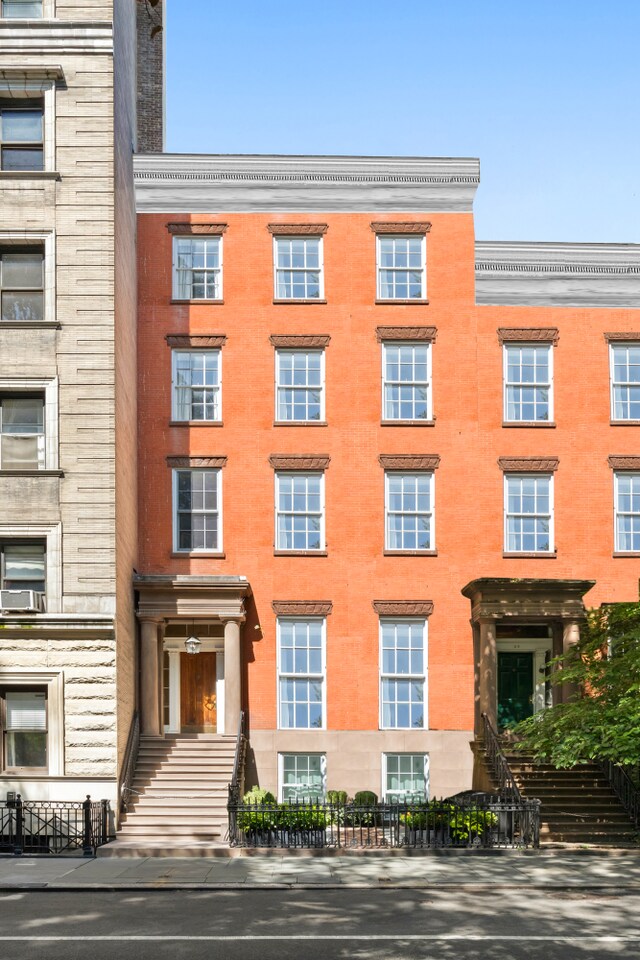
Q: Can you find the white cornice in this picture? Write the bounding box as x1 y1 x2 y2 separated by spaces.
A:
476 241 640 308
0 21 113 54
134 154 481 213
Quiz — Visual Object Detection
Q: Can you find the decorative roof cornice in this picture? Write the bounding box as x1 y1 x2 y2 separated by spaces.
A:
134 155 480 214
476 241 640 308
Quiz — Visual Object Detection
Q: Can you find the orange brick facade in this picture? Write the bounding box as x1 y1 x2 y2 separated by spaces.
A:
135 156 640 799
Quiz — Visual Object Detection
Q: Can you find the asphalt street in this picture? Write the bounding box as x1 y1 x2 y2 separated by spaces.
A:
1 888 639 959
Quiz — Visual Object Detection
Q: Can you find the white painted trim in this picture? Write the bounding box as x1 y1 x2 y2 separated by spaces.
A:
0 230 55 324
613 471 640 553
381 752 430 802
381 340 432 422
172 468 223 554
274 471 325 552
276 616 326 732
272 234 324 301
277 751 327 802
171 235 223 302
503 342 554 424
384 470 435 552
0 521 61 612
170 348 222 422
274 347 326 423
0 376 58 469
378 618 428 731
609 341 640 423
0 668 63 775
376 233 427 300
496 638 552 714
503 473 554 554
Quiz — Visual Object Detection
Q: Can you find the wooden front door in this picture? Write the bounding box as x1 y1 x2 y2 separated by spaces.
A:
497 651 534 729
180 652 217 732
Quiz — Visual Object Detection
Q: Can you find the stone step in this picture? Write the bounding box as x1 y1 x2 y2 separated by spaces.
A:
121 813 224 827
128 796 226 808
118 823 225 837
540 811 633 823
135 759 234 770
133 773 233 784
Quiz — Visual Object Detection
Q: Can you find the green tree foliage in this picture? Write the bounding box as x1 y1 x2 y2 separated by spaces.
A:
515 603 640 767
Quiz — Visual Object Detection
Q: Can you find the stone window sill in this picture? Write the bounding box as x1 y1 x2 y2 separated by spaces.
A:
384 550 437 556
170 299 224 305
169 420 223 427
273 550 328 557
381 419 435 427
0 469 63 477
170 552 226 559
375 299 429 305
610 420 640 426
272 299 327 305
613 551 640 557
273 421 328 427
503 551 557 559
1 321 60 329
0 171 60 181
502 421 556 428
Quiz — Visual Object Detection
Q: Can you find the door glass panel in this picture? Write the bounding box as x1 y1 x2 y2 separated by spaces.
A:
497 651 534 728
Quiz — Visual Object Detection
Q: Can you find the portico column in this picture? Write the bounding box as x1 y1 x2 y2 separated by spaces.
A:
560 619 581 704
140 617 162 736
478 617 497 730
224 619 242 736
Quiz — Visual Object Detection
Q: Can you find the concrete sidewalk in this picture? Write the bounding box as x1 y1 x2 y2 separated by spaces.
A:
1 850 640 890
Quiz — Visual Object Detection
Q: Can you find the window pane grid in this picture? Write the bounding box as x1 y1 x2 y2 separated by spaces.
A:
385 753 427 800
0 251 44 322
174 238 221 300
378 237 425 300
615 473 640 551
504 345 551 422
175 470 219 551
173 351 220 421
611 345 640 420
386 473 432 550
380 621 426 729
0 102 43 171
0 397 45 468
281 753 325 801
279 620 324 730
276 473 323 551
276 350 323 421
275 238 321 299
383 343 430 421
505 475 552 553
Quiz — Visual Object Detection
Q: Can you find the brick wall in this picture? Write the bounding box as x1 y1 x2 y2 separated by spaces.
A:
136 0 163 152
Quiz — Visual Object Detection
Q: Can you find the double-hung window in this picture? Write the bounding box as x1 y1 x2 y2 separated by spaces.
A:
380 620 427 729
278 618 325 729
1 688 47 772
504 344 552 422
1 0 43 15
0 248 44 322
385 472 434 551
0 542 46 611
0 99 43 171
377 235 426 300
172 237 222 301
171 351 221 422
275 472 324 551
0 396 44 469
504 474 553 553
610 343 640 422
279 753 326 802
614 473 640 552
173 469 221 552
383 754 429 802
275 350 324 422
382 342 431 421
274 237 323 300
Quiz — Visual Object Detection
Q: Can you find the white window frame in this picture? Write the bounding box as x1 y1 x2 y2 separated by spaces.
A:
274 471 325 552
609 342 640 422
382 753 430 802
381 341 432 422
384 471 435 552
504 473 554 554
614 472 640 553
273 236 324 301
171 236 223 302
379 618 428 730
503 343 554 423
171 349 222 422
0 670 63 775
278 752 327 802
0 74 56 172
276 617 326 731
172 468 222 554
376 234 427 301
274 348 325 423
0 232 55 325
0 522 61 612
0 378 58 469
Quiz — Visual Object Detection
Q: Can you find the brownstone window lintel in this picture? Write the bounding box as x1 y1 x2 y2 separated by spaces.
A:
272 601 333 616
604 332 640 342
267 223 328 235
498 328 559 345
167 223 228 235
370 222 431 235
498 457 559 473
270 335 331 348
269 454 330 470
376 326 437 343
379 454 440 471
372 600 434 617
608 456 640 471
166 456 227 469
166 334 227 348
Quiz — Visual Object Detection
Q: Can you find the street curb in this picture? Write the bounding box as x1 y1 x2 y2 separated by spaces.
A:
1 882 640 892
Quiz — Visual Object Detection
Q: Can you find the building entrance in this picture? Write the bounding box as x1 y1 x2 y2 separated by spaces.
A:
179 651 217 732
497 651 534 729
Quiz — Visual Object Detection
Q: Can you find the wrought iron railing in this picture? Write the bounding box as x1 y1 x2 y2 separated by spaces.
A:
118 710 140 815
602 761 640 828
481 712 523 801
0 795 111 856
227 796 540 849
228 710 246 803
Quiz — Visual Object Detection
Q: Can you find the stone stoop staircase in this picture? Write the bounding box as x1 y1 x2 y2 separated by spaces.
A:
100 734 237 856
504 749 638 846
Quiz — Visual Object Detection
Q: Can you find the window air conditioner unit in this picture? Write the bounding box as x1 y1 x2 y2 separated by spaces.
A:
0 590 44 613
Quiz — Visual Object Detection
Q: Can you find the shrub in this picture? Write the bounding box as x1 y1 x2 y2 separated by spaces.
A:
326 790 348 805
277 804 326 830
242 786 276 804
353 790 377 805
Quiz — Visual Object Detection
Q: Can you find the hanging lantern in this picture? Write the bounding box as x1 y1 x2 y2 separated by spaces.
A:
184 633 201 655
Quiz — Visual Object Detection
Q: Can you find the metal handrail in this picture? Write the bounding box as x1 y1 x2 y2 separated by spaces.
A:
481 712 523 802
602 760 640 828
118 711 140 814
228 710 246 805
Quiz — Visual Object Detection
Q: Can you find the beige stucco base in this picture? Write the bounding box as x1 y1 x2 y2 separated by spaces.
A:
246 730 475 800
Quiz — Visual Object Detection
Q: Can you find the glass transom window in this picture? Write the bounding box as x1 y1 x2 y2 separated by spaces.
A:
278 619 324 729
615 473 640 552
0 249 44 322
504 344 552 422
380 620 427 729
280 753 326 802
276 350 324 422
384 754 429 802
275 472 324 551
172 351 221 421
0 100 43 171
174 469 221 552
610 344 640 421
0 396 44 469
382 343 431 421
274 237 322 300
385 472 434 551
377 236 426 300
505 474 553 553
173 237 222 300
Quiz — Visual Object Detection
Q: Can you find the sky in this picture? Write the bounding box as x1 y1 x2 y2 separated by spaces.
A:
165 1 640 244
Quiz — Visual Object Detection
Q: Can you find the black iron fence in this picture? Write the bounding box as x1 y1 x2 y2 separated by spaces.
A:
228 796 540 849
602 761 640 828
0 795 111 856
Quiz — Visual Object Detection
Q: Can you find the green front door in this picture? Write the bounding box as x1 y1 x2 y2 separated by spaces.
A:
497 651 534 729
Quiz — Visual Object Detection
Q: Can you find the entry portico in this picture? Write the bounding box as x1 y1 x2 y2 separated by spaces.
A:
134 575 251 737
462 578 595 735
